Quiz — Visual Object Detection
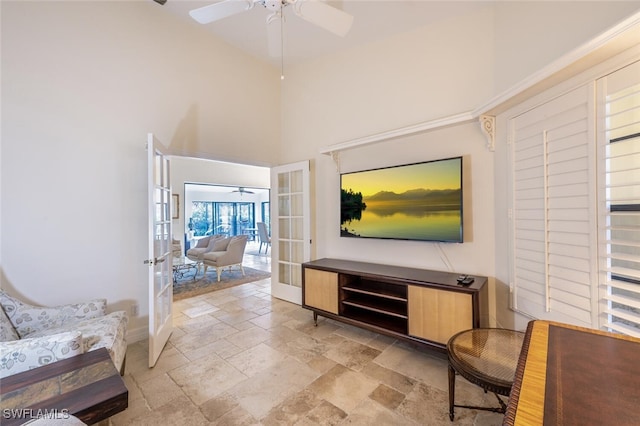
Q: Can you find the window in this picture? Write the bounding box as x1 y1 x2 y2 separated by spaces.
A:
597 61 640 337
191 201 255 237
262 201 270 234
507 57 640 336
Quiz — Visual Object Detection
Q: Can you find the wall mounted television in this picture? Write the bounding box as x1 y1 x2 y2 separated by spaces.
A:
340 156 463 243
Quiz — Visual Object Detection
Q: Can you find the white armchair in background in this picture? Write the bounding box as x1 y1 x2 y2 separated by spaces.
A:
185 234 226 275
202 235 248 282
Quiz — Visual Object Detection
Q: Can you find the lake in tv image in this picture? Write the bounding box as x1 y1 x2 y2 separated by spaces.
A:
340 157 462 242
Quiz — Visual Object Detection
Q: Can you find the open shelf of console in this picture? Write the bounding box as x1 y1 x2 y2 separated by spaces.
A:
302 258 488 353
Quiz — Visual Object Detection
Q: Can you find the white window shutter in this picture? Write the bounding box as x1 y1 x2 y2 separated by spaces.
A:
597 60 640 338
509 84 598 327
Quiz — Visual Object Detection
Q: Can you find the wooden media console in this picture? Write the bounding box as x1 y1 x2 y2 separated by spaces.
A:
302 258 488 352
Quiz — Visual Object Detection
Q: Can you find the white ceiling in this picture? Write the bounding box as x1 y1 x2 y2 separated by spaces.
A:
158 0 490 66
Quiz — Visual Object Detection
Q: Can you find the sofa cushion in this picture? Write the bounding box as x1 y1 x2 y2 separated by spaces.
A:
0 308 19 342
202 251 224 262
0 330 84 378
210 237 231 252
206 235 224 250
0 291 106 338
186 247 208 258
187 235 225 260
194 236 211 248
26 311 128 373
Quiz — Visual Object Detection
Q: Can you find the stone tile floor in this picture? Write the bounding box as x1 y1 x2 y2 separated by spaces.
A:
110 248 504 425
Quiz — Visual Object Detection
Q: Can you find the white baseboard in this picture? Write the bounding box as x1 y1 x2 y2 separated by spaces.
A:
126 325 148 343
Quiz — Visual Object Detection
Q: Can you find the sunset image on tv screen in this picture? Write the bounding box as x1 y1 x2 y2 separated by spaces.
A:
340 157 462 242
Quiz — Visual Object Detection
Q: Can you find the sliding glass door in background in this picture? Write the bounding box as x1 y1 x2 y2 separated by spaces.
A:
191 201 255 237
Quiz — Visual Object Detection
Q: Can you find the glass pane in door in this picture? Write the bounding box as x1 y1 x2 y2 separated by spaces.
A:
271 161 310 304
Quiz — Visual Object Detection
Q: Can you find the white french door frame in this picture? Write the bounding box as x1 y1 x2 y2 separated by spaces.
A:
146 133 173 367
270 160 311 304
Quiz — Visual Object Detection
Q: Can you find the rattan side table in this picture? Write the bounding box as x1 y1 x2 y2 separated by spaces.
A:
447 328 524 421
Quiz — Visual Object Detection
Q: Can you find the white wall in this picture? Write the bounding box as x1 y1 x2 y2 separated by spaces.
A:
492 2 640 94
278 6 499 322
278 3 639 329
280 6 496 163
1 1 279 338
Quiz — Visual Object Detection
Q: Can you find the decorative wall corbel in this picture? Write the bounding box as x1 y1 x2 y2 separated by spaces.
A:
479 115 495 152
330 150 341 173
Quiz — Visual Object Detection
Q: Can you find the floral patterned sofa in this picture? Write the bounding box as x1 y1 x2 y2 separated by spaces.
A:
0 290 128 378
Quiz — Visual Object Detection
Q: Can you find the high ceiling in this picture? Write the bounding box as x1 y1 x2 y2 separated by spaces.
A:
157 1 489 66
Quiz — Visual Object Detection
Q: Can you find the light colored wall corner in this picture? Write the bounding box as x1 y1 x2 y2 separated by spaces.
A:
126 325 149 344
492 2 640 94
1 1 279 324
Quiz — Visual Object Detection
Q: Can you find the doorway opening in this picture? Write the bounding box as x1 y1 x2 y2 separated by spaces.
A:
183 183 270 258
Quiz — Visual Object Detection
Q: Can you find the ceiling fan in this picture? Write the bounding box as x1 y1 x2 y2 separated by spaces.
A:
188 0 354 47
231 187 255 194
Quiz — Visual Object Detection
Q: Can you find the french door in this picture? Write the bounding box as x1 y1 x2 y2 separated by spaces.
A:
270 161 311 304
146 133 173 367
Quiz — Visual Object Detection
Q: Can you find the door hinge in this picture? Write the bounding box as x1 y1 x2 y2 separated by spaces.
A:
144 257 166 265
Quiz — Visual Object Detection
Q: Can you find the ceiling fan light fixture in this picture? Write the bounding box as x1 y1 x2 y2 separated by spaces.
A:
232 187 255 195
189 0 255 24
188 0 353 37
188 0 353 79
263 0 283 12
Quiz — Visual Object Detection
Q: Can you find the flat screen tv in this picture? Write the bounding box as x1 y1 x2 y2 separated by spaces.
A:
340 156 463 242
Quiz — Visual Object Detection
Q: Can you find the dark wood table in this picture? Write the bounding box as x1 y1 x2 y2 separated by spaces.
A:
447 328 525 421
0 348 128 425
504 320 640 425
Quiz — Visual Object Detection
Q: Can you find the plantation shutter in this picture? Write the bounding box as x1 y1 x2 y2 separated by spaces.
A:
508 84 597 327
597 60 640 337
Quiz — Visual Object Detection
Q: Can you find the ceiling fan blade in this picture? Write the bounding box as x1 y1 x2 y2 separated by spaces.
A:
152 0 167 5
293 0 353 37
189 0 254 25
266 14 283 57
232 187 255 194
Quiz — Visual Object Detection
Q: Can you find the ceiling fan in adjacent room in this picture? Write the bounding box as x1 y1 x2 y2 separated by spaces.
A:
231 187 255 195
188 0 354 54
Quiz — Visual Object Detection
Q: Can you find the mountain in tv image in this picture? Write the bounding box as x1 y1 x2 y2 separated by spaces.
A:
340 186 462 241
365 188 461 217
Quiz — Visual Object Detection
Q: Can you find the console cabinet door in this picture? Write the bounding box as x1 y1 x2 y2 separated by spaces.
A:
304 269 339 314
408 286 473 344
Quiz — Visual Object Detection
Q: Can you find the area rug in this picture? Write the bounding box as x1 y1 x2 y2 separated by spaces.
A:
173 267 271 301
